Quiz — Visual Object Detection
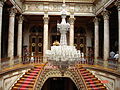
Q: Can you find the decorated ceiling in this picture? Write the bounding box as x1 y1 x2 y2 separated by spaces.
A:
23 0 97 3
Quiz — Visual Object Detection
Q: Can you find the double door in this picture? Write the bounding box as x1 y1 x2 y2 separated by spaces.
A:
74 36 86 53
30 35 43 56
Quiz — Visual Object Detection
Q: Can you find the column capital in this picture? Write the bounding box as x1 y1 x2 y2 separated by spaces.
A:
0 1 4 7
18 15 24 24
69 17 75 25
8 7 17 17
43 16 49 24
102 9 110 20
115 0 120 11
93 17 99 24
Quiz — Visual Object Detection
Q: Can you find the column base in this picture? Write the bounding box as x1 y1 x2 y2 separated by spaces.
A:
104 60 108 67
43 56 48 63
94 59 98 65
19 57 22 64
117 62 120 72
9 57 14 67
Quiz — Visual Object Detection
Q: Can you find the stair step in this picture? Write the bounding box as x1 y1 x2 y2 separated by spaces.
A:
79 69 86 71
83 75 95 79
32 68 41 71
86 80 100 84
23 75 36 78
15 83 33 88
84 77 98 81
80 71 89 74
17 80 34 84
26 72 38 76
87 83 103 87
88 86 106 90
29 70 39 73
12 86 33 90
82 73 92 76
21 78 36 81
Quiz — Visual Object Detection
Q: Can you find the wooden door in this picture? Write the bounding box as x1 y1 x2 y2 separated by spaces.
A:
74 36 86 53
30 35 43 56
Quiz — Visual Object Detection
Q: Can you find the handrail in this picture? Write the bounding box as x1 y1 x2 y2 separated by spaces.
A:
32 62 48 90
75 65 88 90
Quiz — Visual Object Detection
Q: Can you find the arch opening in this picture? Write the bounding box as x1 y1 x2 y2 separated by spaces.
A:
41 77 78 90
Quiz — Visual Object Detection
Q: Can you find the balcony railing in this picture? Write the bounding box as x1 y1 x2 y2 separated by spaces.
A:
0 56 119 72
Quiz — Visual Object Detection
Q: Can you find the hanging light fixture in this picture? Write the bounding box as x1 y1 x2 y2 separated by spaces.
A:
46 2 83 76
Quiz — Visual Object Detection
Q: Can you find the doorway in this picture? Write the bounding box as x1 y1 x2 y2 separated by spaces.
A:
29 25 43 56
74 27 86 54
41 77 78 90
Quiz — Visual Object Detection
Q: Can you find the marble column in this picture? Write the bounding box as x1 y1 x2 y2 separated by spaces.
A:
102 9 110 67
115 0 120 71
17 15 24 63
93 17 99 65
8 7 17 66
0 1 3 70
43 12 49 62
69 13 75 46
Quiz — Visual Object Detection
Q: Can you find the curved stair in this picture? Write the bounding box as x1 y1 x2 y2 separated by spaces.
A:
77 66 107 90
11 64 46 90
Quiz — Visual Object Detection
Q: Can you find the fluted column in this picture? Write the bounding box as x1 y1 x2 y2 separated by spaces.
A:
0 1 3 70
115 0 120 71
102 9 110 67
17 15 24 63
93 17 99 65
69 13 75 46
43 11 49 61
8 7 17 66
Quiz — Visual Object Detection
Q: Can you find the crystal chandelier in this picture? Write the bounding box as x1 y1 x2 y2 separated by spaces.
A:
46 3 82 75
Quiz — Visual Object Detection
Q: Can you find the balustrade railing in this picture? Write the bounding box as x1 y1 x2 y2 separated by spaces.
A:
1 57 10 69
0 55 119 72
108 59 118 70
96 57 104 66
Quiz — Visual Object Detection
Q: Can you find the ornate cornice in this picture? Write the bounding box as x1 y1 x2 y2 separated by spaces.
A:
23 2 94 15
8 7 17 17
102 9 110 20
18 15 24 24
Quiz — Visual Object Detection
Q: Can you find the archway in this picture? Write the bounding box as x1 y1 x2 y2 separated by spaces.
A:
41 77 78 90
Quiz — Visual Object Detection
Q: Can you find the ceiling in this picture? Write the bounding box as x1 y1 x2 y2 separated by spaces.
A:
23 0 97 3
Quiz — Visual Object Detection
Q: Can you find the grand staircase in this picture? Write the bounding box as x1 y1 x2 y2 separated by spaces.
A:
76 65 107 90
11 64 46 90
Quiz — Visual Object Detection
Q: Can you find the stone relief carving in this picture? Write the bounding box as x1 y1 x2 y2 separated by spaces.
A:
23 2 94 13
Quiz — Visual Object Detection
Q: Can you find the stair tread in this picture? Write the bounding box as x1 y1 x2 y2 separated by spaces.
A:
12 87 33 90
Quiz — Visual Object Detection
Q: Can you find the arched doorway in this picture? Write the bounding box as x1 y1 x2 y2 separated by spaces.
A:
41 77 78 90
29 25 43 56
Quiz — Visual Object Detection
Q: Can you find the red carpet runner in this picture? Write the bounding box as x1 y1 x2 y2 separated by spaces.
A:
76 65 107 90
12 64 46 90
